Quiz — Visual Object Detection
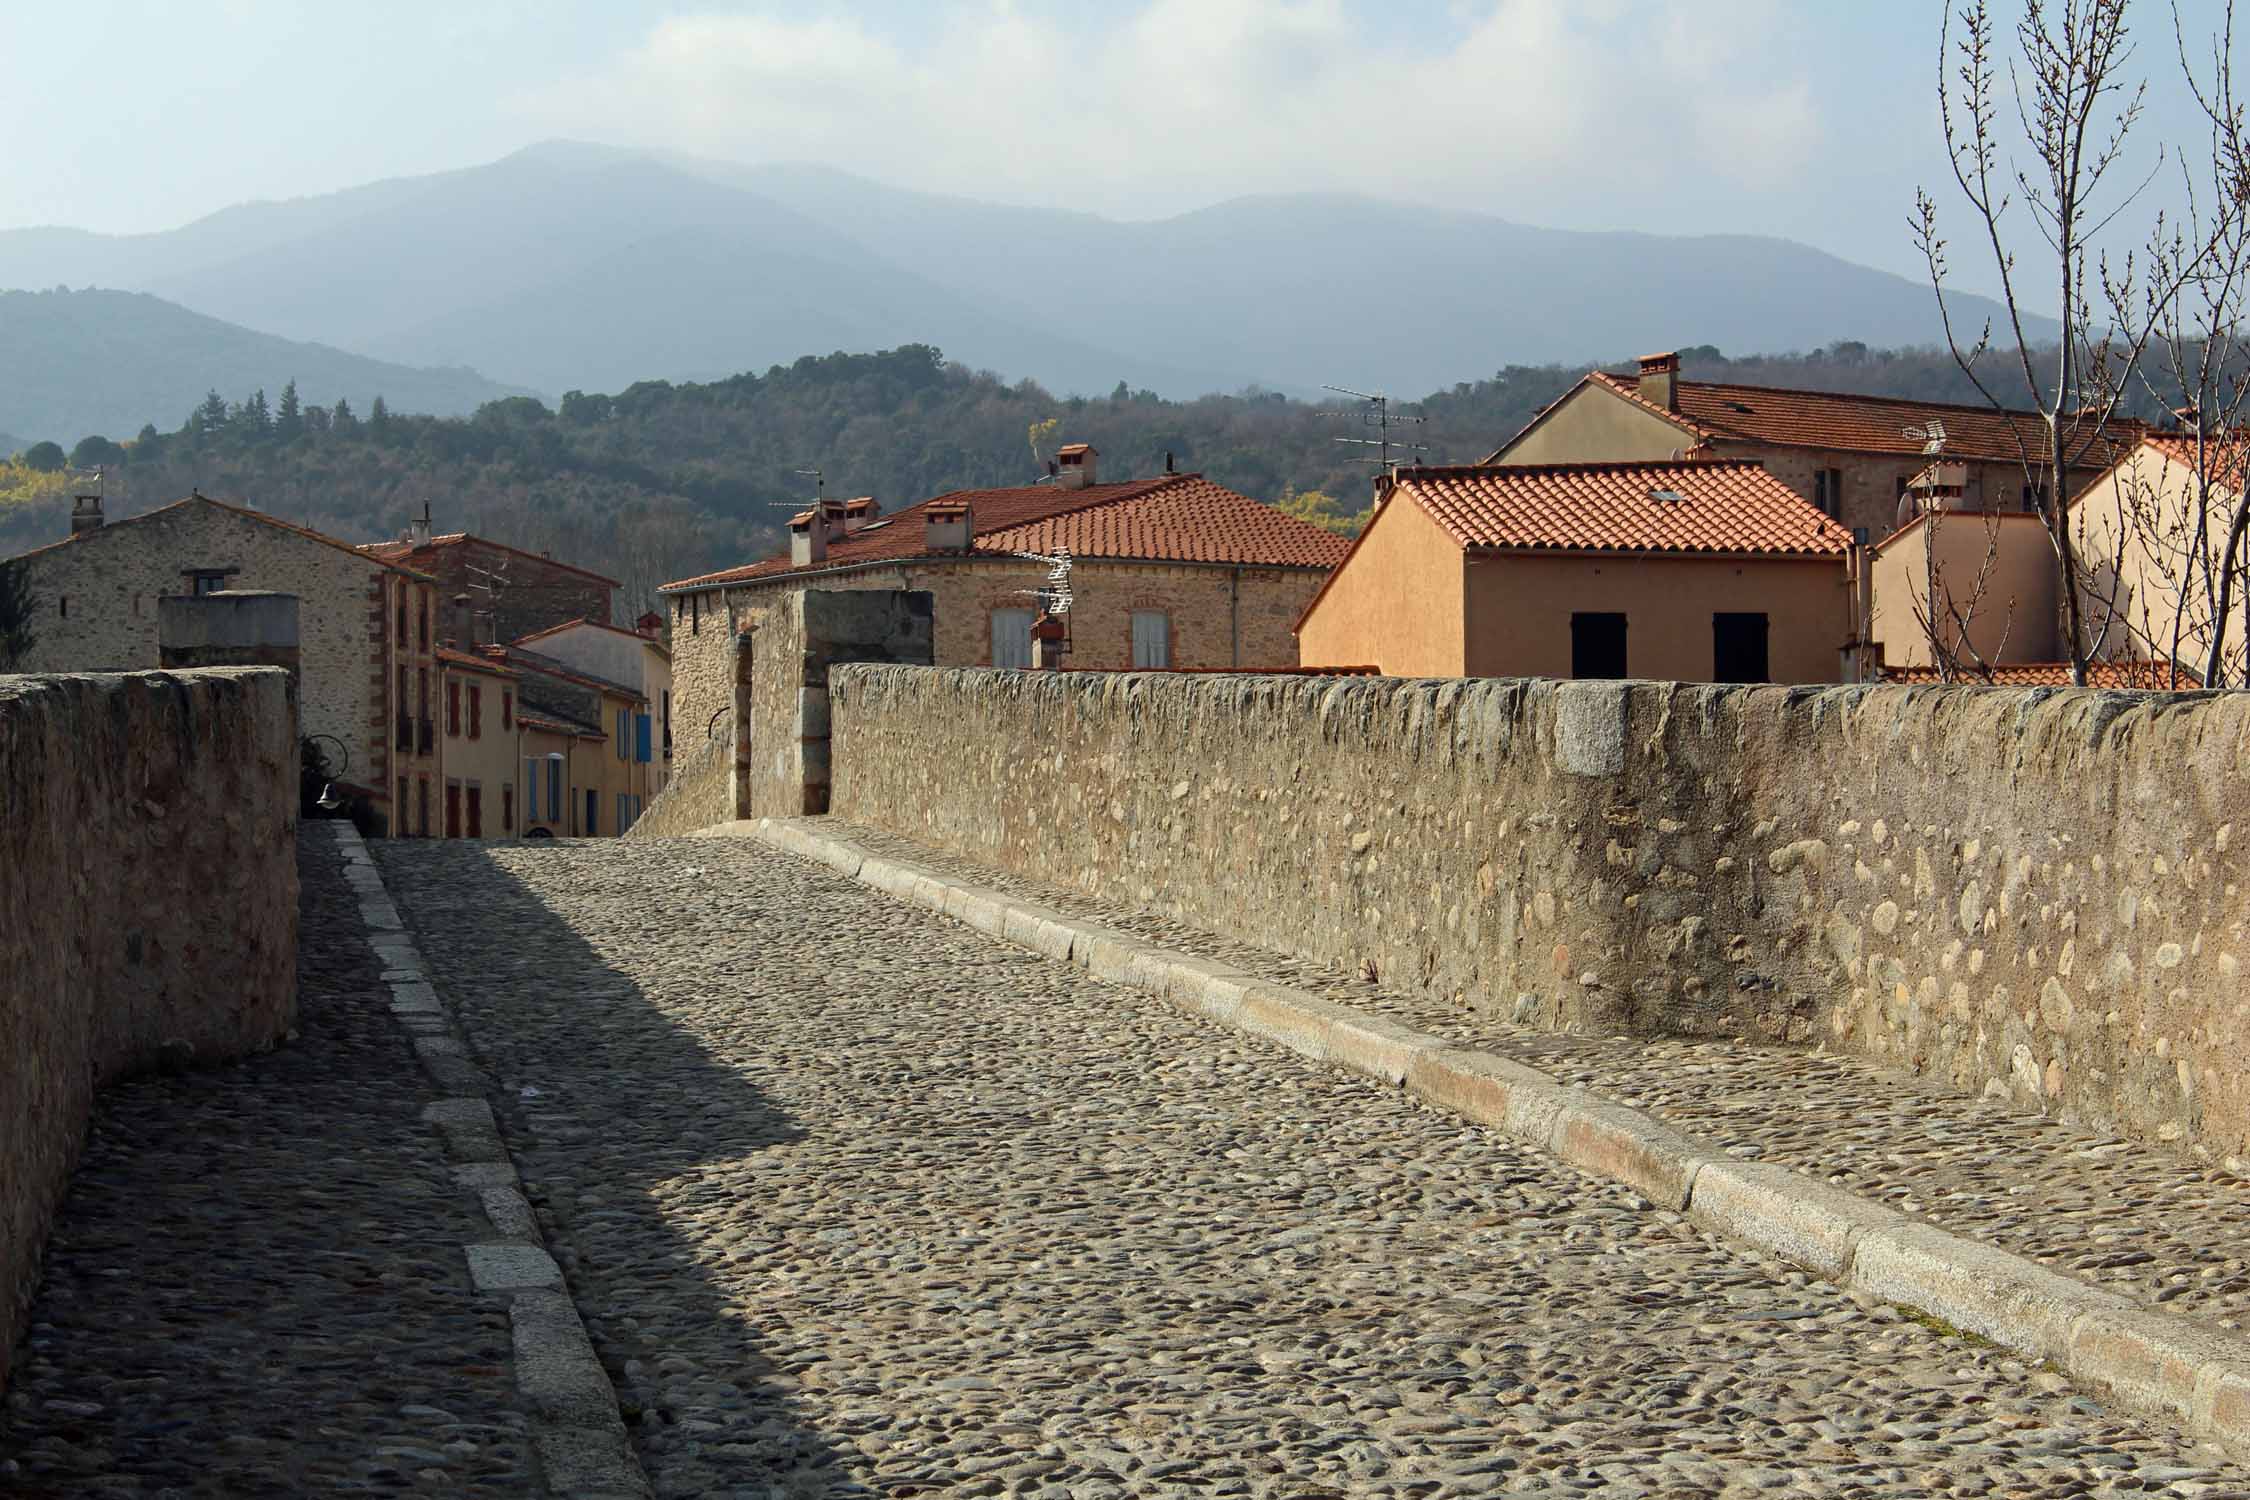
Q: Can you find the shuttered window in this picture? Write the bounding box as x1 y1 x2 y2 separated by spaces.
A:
1131 610 1171 669
990 609 1035 669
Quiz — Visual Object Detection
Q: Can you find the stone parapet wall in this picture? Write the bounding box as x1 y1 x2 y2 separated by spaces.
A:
0 669 299 1393
627 727 732 838
829 667 2250 1164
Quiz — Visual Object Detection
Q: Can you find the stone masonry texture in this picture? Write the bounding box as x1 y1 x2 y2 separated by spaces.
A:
0 669 298 1396
827 668 2250 1164
379 833 2245 1496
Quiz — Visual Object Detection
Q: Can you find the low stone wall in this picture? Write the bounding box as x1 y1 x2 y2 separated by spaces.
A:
0 670 299 1392
829 668 2250 1165
628 728 733 838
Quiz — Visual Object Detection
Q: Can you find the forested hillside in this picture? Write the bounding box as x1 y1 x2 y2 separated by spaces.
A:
0 341 2033 614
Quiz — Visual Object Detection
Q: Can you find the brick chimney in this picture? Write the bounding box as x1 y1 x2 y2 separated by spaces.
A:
1637 351 1681 411
70 490 103 535
924 501 971 554
789 508 827 567
842 496 880 533
1056 443 1098 489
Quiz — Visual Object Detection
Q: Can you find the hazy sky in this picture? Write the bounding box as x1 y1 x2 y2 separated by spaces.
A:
7 1 2240 288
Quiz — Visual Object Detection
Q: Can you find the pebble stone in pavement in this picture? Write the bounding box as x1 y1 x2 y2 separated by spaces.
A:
824 822 2250 1332
0 824 534 1497
379 835 2250 1499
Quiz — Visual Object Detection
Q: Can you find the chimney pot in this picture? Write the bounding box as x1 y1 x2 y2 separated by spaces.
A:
924 501 972 554
841 496 880 534
789 508 828 567
70 491 104 534
1056 443 1097 489
1637 351 1681 412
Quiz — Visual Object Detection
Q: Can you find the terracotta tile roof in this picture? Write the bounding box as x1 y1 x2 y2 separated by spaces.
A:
437 646 516 678
511 617 670 656
1491 370 2145 468
1882 660 2203 688
504 644 645 701
516 710 604 738
360 531 620 586
1392 461 1853 557
9 493 435 580
2137 431 2250 477
662 473 1342 591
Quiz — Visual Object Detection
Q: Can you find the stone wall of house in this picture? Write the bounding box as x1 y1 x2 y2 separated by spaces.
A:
0 668 298 1394
829 667 2250 1165
626 726 733 837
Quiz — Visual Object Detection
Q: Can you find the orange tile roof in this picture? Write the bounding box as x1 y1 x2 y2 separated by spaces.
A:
1392 461 1853 557
1882 659 2203 688
436 646 517 678
511 616 671 656
662 473 1342 591
1492 370 2145 469
2137 431 2250 476
360 531 620 586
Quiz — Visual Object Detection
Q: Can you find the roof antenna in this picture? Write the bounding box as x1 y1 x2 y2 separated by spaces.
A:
1165 449 1175 474
1318 383 1429 478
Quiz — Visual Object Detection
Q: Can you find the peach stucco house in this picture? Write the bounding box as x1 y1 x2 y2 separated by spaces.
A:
1294 460 1856 682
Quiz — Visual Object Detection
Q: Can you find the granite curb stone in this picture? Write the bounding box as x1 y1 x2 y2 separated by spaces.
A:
340 822 653 1500
751 813 2250 1457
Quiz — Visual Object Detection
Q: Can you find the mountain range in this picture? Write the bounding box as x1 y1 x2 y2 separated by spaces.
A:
0 140 2051 444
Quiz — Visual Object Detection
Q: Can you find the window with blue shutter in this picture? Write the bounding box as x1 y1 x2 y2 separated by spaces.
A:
524 758 538 821
635 713 652 763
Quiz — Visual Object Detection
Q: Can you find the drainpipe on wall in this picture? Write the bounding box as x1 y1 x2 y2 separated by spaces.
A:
1229 567 1242 667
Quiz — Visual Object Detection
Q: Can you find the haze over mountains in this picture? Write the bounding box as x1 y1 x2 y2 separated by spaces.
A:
0 140 2050 444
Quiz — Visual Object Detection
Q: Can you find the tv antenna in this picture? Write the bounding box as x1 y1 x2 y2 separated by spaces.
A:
1904 419 1948 456
464 556 510 645
795 466 824 501
1318 384 1429 469
1010 548 1074 615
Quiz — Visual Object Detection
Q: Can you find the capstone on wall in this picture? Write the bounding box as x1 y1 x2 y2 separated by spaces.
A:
830 667 2250 1165
0 669 298 1395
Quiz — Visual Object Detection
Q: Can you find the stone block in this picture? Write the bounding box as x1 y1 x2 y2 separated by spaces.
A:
1405 1049 1564 1144
1079 931 1154 986
2067 1306 2250 1425
465 1241 563 1293
1549 1099 1714 1210
1686 1159 1907 1282
939 883 1016 939
1849 1223 2133 1362
452 1161 521 1189
480 1185 540 1239
1000 905 1080 964
535 1426 651 1499
2195 1360 2250 1450
1185 970 1261 1027
1234 986 1362 1064
1323 1011 1442 1085
510 1289 620 1427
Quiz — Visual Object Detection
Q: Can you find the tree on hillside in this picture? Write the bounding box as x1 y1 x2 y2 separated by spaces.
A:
0 557 36 669
21 441 64 472
1275 485 1371 536
1916 0 2250 684
276 379 303 441
70 435 123 470
194 389 228 437
369 396 391 440
331 397 357 431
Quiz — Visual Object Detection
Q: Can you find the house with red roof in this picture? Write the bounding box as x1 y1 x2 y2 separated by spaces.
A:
1489 352 2143 543
361 523 618 648
657 446 1350 748
1295 460 1856 682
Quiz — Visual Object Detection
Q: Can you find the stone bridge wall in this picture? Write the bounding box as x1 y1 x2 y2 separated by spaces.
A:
829 667 2250 1165
1 670 299 1392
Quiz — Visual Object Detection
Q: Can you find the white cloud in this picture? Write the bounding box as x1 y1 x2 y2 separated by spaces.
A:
512 0 1824 224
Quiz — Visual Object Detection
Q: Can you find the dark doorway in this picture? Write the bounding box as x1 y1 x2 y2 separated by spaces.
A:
1570 612 1628 679
445 783 461 839
585 788 599 837
1713 612 1771 682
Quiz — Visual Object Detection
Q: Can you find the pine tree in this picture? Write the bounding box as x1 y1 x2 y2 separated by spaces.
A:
369 395 391 438
241 388 272 436
331 398 356 430
195 389 228 436
276 379 303 440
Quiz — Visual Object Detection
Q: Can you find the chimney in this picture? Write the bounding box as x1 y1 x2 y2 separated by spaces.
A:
924 500 971 554
1056 443 1098 489
635 609 663 637
2171 403 2202 432
70 490 104 534
407 499 433 549
789 508 827 567
1637 351 1681 411
841 496 881 533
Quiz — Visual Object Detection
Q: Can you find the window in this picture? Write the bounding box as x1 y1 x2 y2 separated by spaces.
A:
547 758 563 822
417 778 430 837
585 788 599 835
192 572 226 596
1812 468 1844 518
524 758 539 823
445 781 461 839
396 590 408 646
2020 481 2050 514
447 680 461 737
1130 610 1171 669
417 667 429 716
635 712 652 764
618 792 631 834
615 707 631 761
58 595 66 618
396 776 407 833
502 784 514 833
502 690 513 730
1570 613 1628 679
1713 612 1770 683
466 783 483 838
991 608 1035 668
469 684 482 740
420 594 431 650
662 689 672 752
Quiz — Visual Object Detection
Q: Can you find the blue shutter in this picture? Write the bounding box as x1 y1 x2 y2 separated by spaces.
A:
524 759 538 820
635 713 652 763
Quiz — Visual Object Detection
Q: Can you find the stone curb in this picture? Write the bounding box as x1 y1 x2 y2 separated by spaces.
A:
749 816 2250 1456
334 823 653 1500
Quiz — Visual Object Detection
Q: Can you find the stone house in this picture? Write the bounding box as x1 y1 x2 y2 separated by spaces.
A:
505 645 653 836
657 451 1350 756
510 616 672 804
1487 353 2143 543
1294 460 1855 682
7 490 442 836
361 526 618 647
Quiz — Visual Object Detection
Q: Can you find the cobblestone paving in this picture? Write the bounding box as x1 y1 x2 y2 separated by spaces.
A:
0 825 533 1497
821 822 2250 1334
382 835 2247 1498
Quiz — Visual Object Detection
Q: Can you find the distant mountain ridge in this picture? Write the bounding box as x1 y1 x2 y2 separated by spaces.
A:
0 288 530 443
0 140 2052 421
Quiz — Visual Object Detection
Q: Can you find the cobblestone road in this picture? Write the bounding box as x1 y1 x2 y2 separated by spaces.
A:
381 836 2248 1499
0 826 532 1497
